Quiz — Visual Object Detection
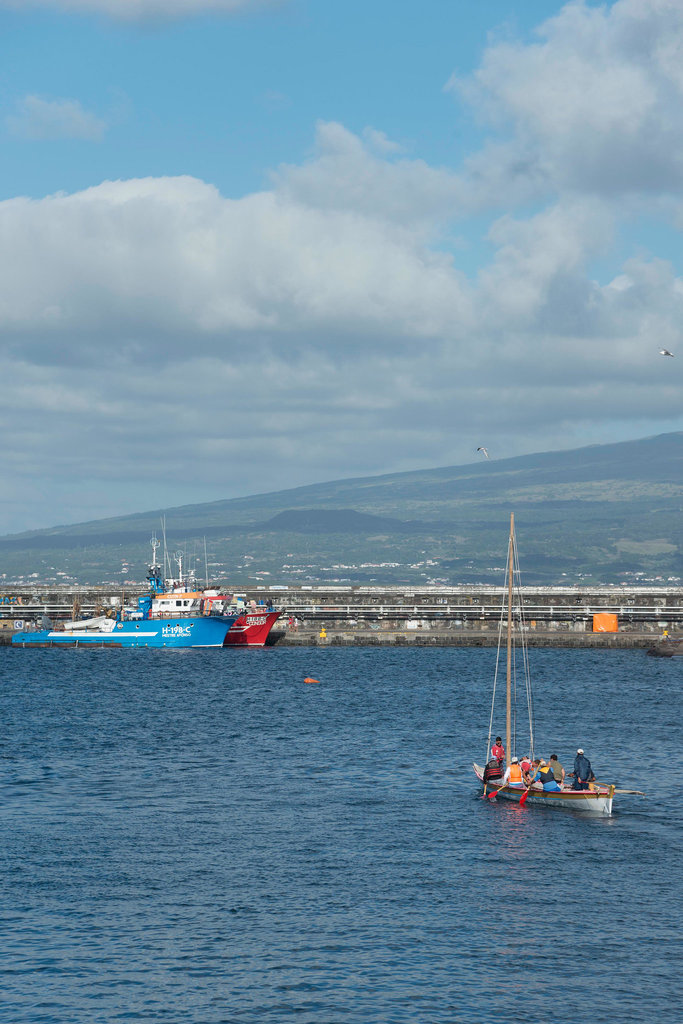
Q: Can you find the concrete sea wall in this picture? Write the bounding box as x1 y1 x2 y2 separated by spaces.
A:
1 583 679 647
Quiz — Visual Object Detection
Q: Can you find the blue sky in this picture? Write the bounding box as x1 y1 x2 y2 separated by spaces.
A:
1 0 682 533
0 2 556 201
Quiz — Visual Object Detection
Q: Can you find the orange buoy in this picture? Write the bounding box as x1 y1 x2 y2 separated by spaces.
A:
304 677 320 684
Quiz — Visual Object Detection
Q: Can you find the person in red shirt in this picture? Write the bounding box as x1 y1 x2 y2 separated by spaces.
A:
491 736 505 762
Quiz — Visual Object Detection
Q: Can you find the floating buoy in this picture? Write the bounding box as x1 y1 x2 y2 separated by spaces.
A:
304 677 320 684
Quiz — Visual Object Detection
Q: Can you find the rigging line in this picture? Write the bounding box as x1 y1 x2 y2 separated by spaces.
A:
488 552 510 764
512 637 517 756
511 599 520 756
509 530 528 755
511 613 518 757
511 529 535 758
523 634 534 757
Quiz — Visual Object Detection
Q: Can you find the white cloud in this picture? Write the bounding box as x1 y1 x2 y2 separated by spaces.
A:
0 117 681 534
273 121 466 230
0 155 472 342
478 198 616 331
449 0 683 199
3 3 683 532
6 95 106 141
0 0 276 19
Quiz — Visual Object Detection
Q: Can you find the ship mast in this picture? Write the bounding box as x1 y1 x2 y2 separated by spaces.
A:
506 512 514 767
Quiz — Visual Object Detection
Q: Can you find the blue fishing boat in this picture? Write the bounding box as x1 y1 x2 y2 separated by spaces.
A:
12 551 237 649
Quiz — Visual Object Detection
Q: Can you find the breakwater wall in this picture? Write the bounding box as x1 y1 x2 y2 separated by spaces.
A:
278 628 651 648
0 583 680 646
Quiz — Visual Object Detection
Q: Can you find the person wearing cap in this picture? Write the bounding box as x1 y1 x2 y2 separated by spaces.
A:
519 754 532 781
571 749 594 790
502 756 525 788
491 736 505 763
527 758 561 792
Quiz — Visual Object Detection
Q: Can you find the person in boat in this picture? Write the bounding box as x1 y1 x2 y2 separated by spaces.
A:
527 759 562 792
483 756 504 785
501 756 525 788
549 754 565 786
491 736 505 762
520 754 532 779
522 756 540 786
570 749 595 790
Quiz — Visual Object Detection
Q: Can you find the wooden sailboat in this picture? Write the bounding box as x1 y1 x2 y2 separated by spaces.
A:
472 514 615 815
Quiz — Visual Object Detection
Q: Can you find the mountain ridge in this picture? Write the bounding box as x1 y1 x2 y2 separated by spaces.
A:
1 432 681 585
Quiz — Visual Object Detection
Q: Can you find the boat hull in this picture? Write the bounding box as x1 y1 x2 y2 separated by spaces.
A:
223 610 282 647
12 615 236 649
646 639 683 657
474 764 614 815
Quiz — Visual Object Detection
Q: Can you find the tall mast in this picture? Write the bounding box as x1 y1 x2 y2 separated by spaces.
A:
204 536 209 589
506 512 514 766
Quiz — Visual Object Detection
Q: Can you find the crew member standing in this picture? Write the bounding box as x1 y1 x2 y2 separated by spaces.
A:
571 748 594 790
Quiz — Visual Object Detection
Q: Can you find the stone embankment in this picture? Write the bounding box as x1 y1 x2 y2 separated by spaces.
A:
276 628 651 648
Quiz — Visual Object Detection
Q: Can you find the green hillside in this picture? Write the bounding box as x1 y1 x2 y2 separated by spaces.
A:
2 432 682 585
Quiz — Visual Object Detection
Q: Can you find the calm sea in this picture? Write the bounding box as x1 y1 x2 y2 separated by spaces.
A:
0 646 679 1024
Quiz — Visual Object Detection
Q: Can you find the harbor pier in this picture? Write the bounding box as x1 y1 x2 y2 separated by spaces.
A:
1 583 681 646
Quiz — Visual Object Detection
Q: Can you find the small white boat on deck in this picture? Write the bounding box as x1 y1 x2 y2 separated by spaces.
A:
474 514 616 816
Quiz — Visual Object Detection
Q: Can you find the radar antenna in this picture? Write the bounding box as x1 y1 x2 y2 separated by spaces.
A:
150 533 160 571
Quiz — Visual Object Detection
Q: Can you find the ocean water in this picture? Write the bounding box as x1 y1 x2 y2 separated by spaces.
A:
0 646 679 1024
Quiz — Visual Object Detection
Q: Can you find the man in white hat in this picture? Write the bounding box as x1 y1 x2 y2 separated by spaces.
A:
502 756 525 788
571 748 594 790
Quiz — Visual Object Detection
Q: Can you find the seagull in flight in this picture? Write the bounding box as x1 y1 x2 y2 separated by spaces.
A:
477 446 490 460
660 348 674 357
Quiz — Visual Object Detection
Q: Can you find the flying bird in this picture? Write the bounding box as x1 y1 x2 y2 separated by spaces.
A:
660 348 674 357
477 447 490 459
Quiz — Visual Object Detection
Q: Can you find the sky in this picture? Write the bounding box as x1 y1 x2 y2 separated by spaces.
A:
1 0 682 534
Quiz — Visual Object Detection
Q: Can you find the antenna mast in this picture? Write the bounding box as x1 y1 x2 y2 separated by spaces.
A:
150 533 160 571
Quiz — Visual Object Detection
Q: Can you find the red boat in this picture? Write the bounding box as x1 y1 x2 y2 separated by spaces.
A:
223 609 282 647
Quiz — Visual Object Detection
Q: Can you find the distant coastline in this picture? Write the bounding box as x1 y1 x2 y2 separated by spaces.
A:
1 433 681 588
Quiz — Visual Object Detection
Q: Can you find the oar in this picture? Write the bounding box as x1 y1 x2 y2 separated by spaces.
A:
519 785 532 806
594 782 647 796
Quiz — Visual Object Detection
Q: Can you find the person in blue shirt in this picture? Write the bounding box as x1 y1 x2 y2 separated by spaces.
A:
528 759 562 792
